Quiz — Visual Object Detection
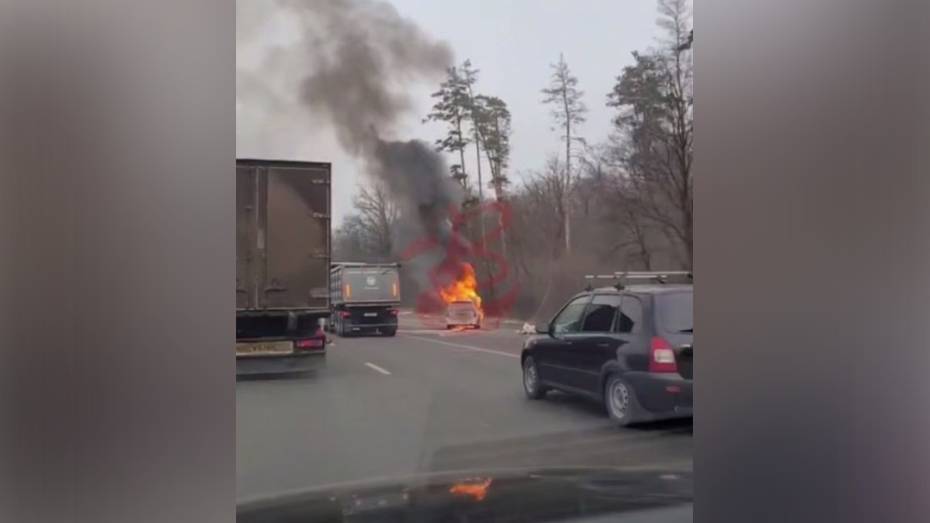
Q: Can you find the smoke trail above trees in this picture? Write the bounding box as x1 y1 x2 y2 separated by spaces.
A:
269 0 462 239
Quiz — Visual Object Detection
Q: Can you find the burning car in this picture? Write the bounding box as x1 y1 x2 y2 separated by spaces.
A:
439 262 483 329
446 300 482 329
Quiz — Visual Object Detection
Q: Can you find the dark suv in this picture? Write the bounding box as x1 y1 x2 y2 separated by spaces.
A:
520 280 693 426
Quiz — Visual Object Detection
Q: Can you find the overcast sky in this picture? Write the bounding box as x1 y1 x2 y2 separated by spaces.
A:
237 0 664 224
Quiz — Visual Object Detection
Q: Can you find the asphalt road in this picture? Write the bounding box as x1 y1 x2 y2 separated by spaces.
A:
236 312 693 501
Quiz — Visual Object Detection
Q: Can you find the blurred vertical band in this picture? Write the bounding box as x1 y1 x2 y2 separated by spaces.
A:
0 1 233 522
700 0 930 522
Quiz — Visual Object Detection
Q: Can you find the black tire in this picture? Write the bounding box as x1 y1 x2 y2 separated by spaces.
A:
522 356 547 399
337 317 347 337
382 328 397 337
604 375 639 427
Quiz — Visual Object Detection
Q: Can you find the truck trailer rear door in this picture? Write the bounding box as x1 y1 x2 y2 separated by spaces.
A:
236 160 331 311
263 164 330 309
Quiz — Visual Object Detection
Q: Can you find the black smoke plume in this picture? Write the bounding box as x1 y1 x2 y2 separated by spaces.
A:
283 0 462 240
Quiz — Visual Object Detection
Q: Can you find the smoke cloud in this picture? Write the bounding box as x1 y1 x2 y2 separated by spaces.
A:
274 0 462 240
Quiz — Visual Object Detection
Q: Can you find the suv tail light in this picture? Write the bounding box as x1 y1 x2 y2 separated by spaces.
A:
388 309 399 316
649 336 678 373
339 311 352 318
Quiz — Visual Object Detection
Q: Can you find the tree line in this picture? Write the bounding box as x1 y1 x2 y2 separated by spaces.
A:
334 0 693 320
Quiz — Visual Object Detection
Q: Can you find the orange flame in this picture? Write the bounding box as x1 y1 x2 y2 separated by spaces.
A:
449 478 492 501
438 262 482 312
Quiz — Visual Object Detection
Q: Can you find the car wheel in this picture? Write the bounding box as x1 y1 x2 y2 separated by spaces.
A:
604 375 638 426
522 357 547 399
382 327 396 337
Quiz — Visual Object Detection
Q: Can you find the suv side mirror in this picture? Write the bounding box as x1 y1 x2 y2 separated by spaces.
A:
536 323 556 337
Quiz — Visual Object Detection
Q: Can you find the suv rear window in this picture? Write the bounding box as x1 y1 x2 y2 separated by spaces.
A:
655 291 693 333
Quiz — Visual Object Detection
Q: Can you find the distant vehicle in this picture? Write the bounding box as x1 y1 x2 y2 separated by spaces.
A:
235 159 331 375
329 262 401 337
520 272 693 426
446 300 482 329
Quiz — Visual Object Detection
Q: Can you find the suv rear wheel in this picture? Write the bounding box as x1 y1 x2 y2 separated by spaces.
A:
604 375 638 426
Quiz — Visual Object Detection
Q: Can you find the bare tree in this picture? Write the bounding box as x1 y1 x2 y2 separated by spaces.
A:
658 0 694 266
541 53 587 255
332 215 369 262
527 156 569 258
619 206 653 270
607 0 693 268
352 182 400 259
501 157 568 318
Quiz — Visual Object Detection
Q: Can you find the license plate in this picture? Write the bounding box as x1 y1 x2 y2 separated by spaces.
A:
364 312 378 317
236 341 293 357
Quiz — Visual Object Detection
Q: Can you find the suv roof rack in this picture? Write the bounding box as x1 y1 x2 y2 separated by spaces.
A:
583 271 692 291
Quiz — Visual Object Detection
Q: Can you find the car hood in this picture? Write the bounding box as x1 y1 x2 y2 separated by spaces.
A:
237 466 692 522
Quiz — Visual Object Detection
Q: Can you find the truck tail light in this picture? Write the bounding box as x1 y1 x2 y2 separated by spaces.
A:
295 327 327 351
649 336 678 373
344 284 351 298
295 338 324 350
392 282 398 298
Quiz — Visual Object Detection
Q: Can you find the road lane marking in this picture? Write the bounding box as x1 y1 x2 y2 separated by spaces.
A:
364 362 392 375
401 334 520 359
399 329 448 334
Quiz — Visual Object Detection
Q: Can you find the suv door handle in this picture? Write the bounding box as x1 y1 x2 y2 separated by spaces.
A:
596 342 610 348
